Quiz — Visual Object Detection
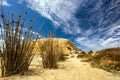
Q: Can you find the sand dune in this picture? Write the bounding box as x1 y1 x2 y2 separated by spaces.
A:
0 54 120 80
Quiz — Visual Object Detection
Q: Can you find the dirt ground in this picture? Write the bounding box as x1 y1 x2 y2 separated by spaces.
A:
0 54 120 80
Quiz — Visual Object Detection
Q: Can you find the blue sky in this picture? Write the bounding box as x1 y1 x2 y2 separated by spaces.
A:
0 0 120 51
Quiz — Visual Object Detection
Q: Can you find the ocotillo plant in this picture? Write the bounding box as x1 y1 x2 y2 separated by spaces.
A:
0 5 39 76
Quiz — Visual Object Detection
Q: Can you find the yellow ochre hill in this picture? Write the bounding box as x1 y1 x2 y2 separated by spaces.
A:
32 38 80 55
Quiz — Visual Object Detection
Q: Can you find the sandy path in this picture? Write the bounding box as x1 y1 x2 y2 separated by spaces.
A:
0 55 120 80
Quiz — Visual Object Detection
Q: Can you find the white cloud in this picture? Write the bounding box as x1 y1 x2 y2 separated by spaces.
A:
75 25 120 51
75 37 102 51
21 28 42 38
108 25 120 36
23 0 82 35
75 37 85 42
18 0 24 4
102 37 120 47
0 27 42 40
17 0 120 51
0 0 11 6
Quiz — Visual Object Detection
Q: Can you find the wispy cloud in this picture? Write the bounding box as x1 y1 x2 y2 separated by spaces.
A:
102 38 119 46
75 24 120 51
17 0 120 51
105 25 120 36
21 0 82 35
0 27 41 41
18 0 24 4
0 0 11 6
74 0 120 51
75 37 102 51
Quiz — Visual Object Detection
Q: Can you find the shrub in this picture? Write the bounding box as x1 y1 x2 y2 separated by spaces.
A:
41 33 63 69
90 48 120 71
77 51 91 58
88 50 93 54
0 10 39 76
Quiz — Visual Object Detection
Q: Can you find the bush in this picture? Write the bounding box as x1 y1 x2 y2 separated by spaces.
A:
77 51 91 58
90 48 120 71
0 11 39 76
77 54 84 58
41 34 63 69
59 53 66 61
88 50 93 54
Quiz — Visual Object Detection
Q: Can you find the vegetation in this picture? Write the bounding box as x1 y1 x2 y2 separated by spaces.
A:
77 51 92 58
0 5 39 76
90 48 120 72
79 48 120 72
88 50 93 54
40 33 64 69
77 51 86 58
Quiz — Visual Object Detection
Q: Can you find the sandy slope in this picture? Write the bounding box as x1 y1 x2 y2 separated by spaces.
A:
0 54 120 80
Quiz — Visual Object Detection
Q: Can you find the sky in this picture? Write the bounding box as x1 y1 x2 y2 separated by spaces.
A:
0 0 120 51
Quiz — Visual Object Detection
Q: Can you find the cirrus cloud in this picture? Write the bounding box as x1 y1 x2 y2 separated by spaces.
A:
19 0 83 35
0 0 11 6
75 24 120 51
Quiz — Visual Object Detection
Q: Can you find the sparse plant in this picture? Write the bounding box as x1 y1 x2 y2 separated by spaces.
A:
77 51 86 58
41 32 63 69
88 50 93 54
90 48 120 72
0 3 39 76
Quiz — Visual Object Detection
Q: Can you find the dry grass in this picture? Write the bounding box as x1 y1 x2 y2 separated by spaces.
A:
77 47 120 72
89 48 120 72
77 51 91 58
40 33 65 69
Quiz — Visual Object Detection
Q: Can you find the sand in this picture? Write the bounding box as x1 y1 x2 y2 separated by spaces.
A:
0 54 120 80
